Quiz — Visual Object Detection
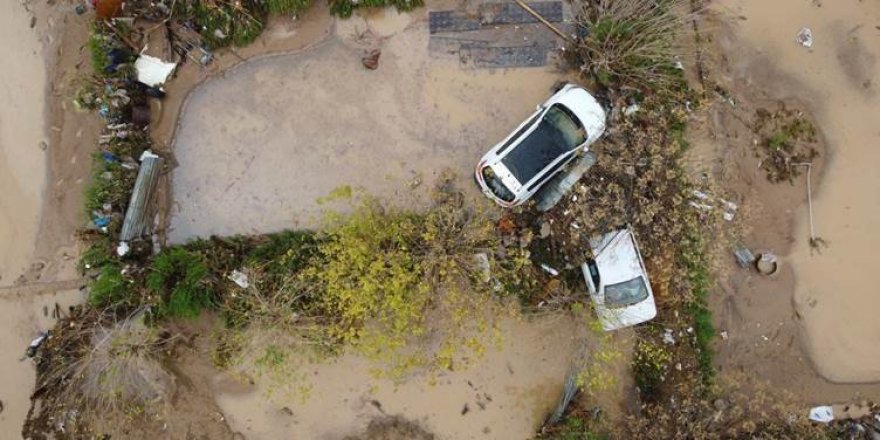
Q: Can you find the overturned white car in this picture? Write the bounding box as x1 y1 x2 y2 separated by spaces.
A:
581 228 657 331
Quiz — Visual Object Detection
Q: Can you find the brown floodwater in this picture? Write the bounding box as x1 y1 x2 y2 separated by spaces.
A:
716 0 880 383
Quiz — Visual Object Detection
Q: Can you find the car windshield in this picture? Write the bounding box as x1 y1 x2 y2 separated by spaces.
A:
604 276 649 308
481 166 515 202
501 105 586 184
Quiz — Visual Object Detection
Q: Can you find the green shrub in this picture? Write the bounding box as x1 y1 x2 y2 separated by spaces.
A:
632 340 671 400
329 0 423 18
263 0 312 15
146 248 214 319
89 264 135 308
87 26 111 75
179 0 266 48
247 230 319 275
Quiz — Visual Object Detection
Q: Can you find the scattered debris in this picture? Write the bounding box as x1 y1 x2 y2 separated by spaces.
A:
134 55 177 88
733 246 756 268
755 253 779 276
362 49 381 70
472 253 491 282
796 27 814 48
229 270 250 289
119 151 163 243
662 328 675 345
809 405 834 423
690 190 737 221
540 263 559 276
25 332 48 358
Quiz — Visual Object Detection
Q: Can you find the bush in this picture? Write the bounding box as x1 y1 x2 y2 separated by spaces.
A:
329 0 423 18
632 340 671 399
567 0 690 88
262 0 312 15
303 181 517 376
146 248 214 318
89 264 135 308
177 0 266 48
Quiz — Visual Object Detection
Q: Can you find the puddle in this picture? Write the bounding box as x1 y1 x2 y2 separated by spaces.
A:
716 0 880 382
213 315 585 439
168 18 561 242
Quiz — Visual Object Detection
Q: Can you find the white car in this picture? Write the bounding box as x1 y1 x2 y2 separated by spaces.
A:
581 228 657 331
475 83 606 207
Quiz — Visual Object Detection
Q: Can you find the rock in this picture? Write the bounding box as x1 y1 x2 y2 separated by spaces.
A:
539 222 551 238
362 50 381 70
38 141 47 151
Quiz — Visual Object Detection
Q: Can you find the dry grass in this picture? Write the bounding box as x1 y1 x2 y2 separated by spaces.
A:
24 308 177 438
567 0 696 88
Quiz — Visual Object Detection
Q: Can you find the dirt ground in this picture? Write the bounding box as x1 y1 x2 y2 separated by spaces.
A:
700 0 880 400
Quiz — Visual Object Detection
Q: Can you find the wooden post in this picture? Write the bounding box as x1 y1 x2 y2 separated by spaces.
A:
512 0 574 44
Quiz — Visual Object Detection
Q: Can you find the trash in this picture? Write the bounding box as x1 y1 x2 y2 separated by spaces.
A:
134 55 177 88
101 151 119 163
116 241 130 257
540 263 559 276
229 270 250 289
720 330 728 340
690 190 737 221
131 105 151 128
796 27 814 48
92 215 111 228
119 151 163 242
539 222 551 239
145 86 166 99
662 328 675 345
473 253 491 282
756 253 779 276
623 104 641 116
362 49 381 70
25 332 48 358
809 406 834 423
733 246 756 268
214 29 228 40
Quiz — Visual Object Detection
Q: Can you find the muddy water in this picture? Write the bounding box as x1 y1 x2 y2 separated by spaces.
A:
0 0 47 283
168 9 564 242
717 0 880 382
214 316 586 440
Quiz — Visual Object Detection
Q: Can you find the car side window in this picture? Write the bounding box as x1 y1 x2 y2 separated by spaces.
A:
587 260 600 289
527 155 569 191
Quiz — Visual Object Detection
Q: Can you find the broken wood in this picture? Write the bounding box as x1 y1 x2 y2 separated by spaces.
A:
512 0 574 44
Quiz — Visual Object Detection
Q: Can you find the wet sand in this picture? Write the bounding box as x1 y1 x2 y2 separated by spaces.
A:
717 0 880 383
0 0 47 284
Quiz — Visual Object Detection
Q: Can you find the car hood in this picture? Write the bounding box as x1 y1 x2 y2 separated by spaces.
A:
591 229 643 285
595 294 657 331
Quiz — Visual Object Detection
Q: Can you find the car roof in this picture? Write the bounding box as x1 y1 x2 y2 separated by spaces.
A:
500 105 579 184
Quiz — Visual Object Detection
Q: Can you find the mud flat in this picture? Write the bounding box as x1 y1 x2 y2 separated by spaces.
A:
212 316 595 439
716 0 880 383
167 13 564 242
